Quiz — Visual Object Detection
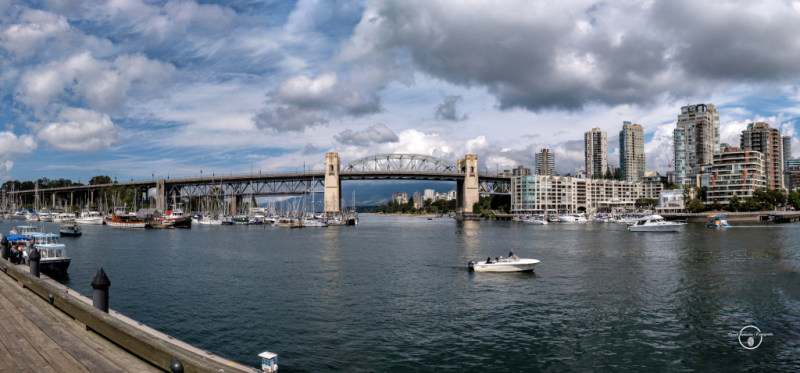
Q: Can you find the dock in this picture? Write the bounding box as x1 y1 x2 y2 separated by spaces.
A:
0 258 257 373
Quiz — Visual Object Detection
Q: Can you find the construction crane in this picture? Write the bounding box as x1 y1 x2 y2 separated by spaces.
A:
657 137 674 170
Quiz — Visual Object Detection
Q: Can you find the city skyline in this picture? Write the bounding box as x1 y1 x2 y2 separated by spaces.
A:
1 0 800 184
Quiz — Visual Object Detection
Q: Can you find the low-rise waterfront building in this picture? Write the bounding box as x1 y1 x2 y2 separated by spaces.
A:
656 189 685 214
511 175 663 214
785 166 800 191
707 148 766 204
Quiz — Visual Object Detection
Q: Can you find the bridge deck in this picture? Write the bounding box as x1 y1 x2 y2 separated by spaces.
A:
0 271 160 373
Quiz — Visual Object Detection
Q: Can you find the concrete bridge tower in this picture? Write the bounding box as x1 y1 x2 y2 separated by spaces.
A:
324 152 341 214
155 180 166 212
457 154 480 213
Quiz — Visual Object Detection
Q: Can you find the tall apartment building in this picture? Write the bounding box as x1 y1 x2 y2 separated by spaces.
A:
423 189 435 202
619 121 646 181
413 190 422 209
783 136 792 163
535 148 556 176
512 165 531 176
584 128 607 178
740 122 784 190
707 148 765 204
674 104 720 185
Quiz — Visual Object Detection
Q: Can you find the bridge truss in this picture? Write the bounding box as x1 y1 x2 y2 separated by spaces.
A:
169 178 325 199
344 154 460 173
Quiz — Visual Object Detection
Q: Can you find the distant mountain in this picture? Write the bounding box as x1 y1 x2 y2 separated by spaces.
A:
259 180 457 208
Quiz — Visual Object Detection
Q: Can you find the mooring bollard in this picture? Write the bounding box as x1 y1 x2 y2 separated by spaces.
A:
170 360 184 373
28 248 40 278
0 233 8 260
91 267 111 313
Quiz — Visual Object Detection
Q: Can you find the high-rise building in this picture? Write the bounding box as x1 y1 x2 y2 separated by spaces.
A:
783 136 792 165
413 190 422 209
584 128 607 178
673 104 720 185
535 149 556 176
423 189 435 202
707 147 766 204
741 122 784 190
619 121 646 181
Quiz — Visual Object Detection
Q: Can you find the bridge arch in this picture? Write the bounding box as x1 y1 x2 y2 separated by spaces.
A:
343 154 459 173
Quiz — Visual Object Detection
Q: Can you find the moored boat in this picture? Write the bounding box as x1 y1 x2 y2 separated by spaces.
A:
154 208 192 228
104 214 147 228
27 234 71 275
523 216 548 225
76 211 104 225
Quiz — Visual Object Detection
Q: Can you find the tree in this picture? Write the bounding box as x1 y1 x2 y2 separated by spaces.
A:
604 170 613 180
472 202 483 213
614 167 623 181
788 190 800 210
726 195 741 212
686 199 705 213
89 175 112 185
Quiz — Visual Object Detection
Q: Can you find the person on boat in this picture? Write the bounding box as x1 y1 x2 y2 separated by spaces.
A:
486 257 492 264
494 257 499 263
509 250 518 260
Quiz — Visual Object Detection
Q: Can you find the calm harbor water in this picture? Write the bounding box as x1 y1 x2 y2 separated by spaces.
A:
3 216 800 371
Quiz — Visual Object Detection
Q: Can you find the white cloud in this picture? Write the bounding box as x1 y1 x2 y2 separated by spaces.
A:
36 108 121 152
97 0 236 37
0 131 37 180
16 52 175 116
0 9 70 58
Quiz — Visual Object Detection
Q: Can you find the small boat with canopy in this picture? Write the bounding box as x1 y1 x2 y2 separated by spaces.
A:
707 215 729 228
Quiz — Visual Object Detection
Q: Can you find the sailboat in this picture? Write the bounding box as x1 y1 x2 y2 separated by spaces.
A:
198 179 223 225
303 177 327 227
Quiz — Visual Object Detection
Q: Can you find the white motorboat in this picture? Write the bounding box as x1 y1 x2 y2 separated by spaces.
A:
26 234 71 275
547 215 561 222
60 220 82 236
197 215 223 225
25 212 39 221
302 218 328 227
469 258 540 272
628 215 685 232
76 211 104 225
38 211 54 222
523 217 548 225
558 214 587 222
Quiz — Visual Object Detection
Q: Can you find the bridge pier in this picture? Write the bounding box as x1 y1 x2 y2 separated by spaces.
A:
230 195 239 216
324 152 341 214
155 180 166 213
457 154 479 213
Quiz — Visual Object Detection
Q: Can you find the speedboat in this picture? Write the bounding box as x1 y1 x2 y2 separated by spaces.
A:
707 215 729 228
469 258 540 272
628 215 685 232
76 211 104 225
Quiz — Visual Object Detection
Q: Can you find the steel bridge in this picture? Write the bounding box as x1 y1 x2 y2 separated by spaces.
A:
7 153 510 214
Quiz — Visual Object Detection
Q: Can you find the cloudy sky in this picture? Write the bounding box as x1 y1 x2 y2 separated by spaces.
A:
2 0 800 184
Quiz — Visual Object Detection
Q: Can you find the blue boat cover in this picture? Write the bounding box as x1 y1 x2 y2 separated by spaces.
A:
6 234 30 242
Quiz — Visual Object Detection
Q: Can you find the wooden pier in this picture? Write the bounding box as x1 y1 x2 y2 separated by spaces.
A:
0 258 256 373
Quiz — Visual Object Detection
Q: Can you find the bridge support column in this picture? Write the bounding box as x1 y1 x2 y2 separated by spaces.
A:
230 195 239 216
70 192 73 208
457 154 479 213
324 152 341 214
52 193 56 208
155 180 166 213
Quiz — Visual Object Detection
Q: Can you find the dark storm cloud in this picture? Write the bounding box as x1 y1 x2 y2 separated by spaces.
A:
434 95 468 121
343 0 800 112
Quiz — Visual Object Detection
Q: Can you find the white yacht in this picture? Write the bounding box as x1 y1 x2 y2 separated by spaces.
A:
558 214 587 222
38 211 54 222
302 217 328 227
76 211 104 225
25 212 39 221
197 215 223 225
469 258 540 272
523 216 548 225
628 215 685 232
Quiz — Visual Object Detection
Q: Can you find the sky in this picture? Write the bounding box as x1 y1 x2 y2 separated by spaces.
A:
1 0 800 187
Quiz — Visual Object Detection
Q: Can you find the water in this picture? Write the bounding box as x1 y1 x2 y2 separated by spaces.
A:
3 216 799 371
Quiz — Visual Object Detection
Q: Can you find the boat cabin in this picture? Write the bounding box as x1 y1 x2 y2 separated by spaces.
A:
15 226 39 237
707 215 728 228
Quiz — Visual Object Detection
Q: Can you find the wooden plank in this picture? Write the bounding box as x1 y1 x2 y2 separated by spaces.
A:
0 298 55 372
0 335 25 372
0 289 82 373
11 284 159 372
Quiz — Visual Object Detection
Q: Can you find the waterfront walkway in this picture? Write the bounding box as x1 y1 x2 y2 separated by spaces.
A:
0 271 160 372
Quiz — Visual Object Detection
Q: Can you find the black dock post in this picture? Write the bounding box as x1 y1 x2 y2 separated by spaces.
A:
170 360 184 373
91 267 111 313
0 233 8 260
29 248 40 278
